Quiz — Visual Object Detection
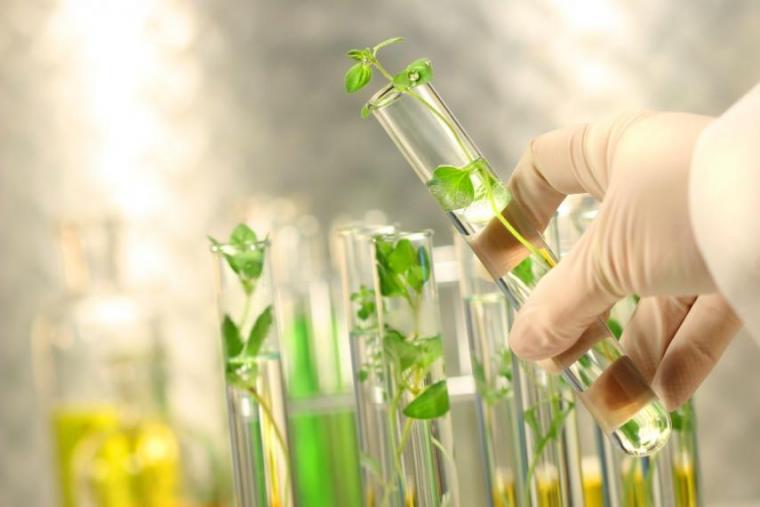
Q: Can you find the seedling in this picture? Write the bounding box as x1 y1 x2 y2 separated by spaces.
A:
350 234 455 504
210 224 292 505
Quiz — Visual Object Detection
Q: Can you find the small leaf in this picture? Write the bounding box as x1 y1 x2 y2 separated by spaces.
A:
670 409 683 432
403 380 450 419
221 315 244 359
426 165 475 211
413 335 443 371
243 305 273 358
372 37 404 54
523 406 540 435
512 257 534 286
377 263 405 297
229 249 264 282
607 318 623 340
375 237 394 260
345 63 372 93
346 49 368 61
392 58 433 91
360 103 372 118
230 224 257 246
407 265 425 292
405 58 433 85
383 329 417 371
388 239 416 274
358 369 369 382
392 71 412 92
375 240 407 298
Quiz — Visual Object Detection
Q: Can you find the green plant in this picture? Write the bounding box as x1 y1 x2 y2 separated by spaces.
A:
350 235 455 504
209 224 291 504
344 38 554 269
472 348 513 405
344 38 575 502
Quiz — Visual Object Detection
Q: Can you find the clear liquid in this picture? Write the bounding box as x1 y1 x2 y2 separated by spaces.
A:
437 159 670 456
226 355 293 507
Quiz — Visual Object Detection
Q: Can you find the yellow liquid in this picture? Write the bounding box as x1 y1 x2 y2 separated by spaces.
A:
673 463 697 507
52 406 121 507
52 406 181 507
492 473 515 507
583 472 603 507
537 478 561 507
621 463 653 507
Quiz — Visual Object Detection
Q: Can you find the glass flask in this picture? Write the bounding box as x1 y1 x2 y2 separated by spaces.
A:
211 231 293 507
369 82 670 457
33 220 181 507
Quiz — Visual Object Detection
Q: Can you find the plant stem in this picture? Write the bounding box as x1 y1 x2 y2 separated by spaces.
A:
431 434 459 504
406 89 475 161
246 386 292 507
239 293 253 327
481 167 556 270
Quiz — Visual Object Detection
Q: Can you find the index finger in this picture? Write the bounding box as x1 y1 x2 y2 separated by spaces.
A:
507 112 652 231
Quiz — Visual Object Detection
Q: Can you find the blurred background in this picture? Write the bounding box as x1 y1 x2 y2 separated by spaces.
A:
1 0 759 506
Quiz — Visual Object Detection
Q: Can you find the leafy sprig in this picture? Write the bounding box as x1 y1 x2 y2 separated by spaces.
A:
344 37 434 118
473 348 514 404
210 224 274 384
374 237 431 303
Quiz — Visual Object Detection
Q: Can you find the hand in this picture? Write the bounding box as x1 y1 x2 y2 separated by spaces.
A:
507 111 742 410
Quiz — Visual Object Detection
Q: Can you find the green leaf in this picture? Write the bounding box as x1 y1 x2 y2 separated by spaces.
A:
388 239 416 274
392 58 433 91
607 318 623 339
228 249 264 282
405 58 433 85
375 237 394 261
229 224 257 246
384 332 442 373
512 257 534 286
221 315 244 359
412 335 443 370
669 402 694 433
372 37 404 54
407 266 425 293
345 63 372 93
377 263 405 297
360 103 372 118
243 305 273 358
375 239 407 298
351 286 376 321
670 409 683 432
426 165 475 211
403 380 450 419
523 406 540 435
346 49 368 62
358 368 369 382
392 71 412 92
383 329 417 371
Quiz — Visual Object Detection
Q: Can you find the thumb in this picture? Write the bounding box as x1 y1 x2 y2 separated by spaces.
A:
510 221 622 361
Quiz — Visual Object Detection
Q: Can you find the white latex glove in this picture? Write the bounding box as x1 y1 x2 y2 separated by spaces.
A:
507 111 742 410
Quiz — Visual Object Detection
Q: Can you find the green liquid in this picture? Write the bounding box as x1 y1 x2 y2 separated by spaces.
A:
286 314 361 507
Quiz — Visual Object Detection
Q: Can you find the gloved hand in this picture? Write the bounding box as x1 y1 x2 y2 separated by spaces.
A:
507 111 742 410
